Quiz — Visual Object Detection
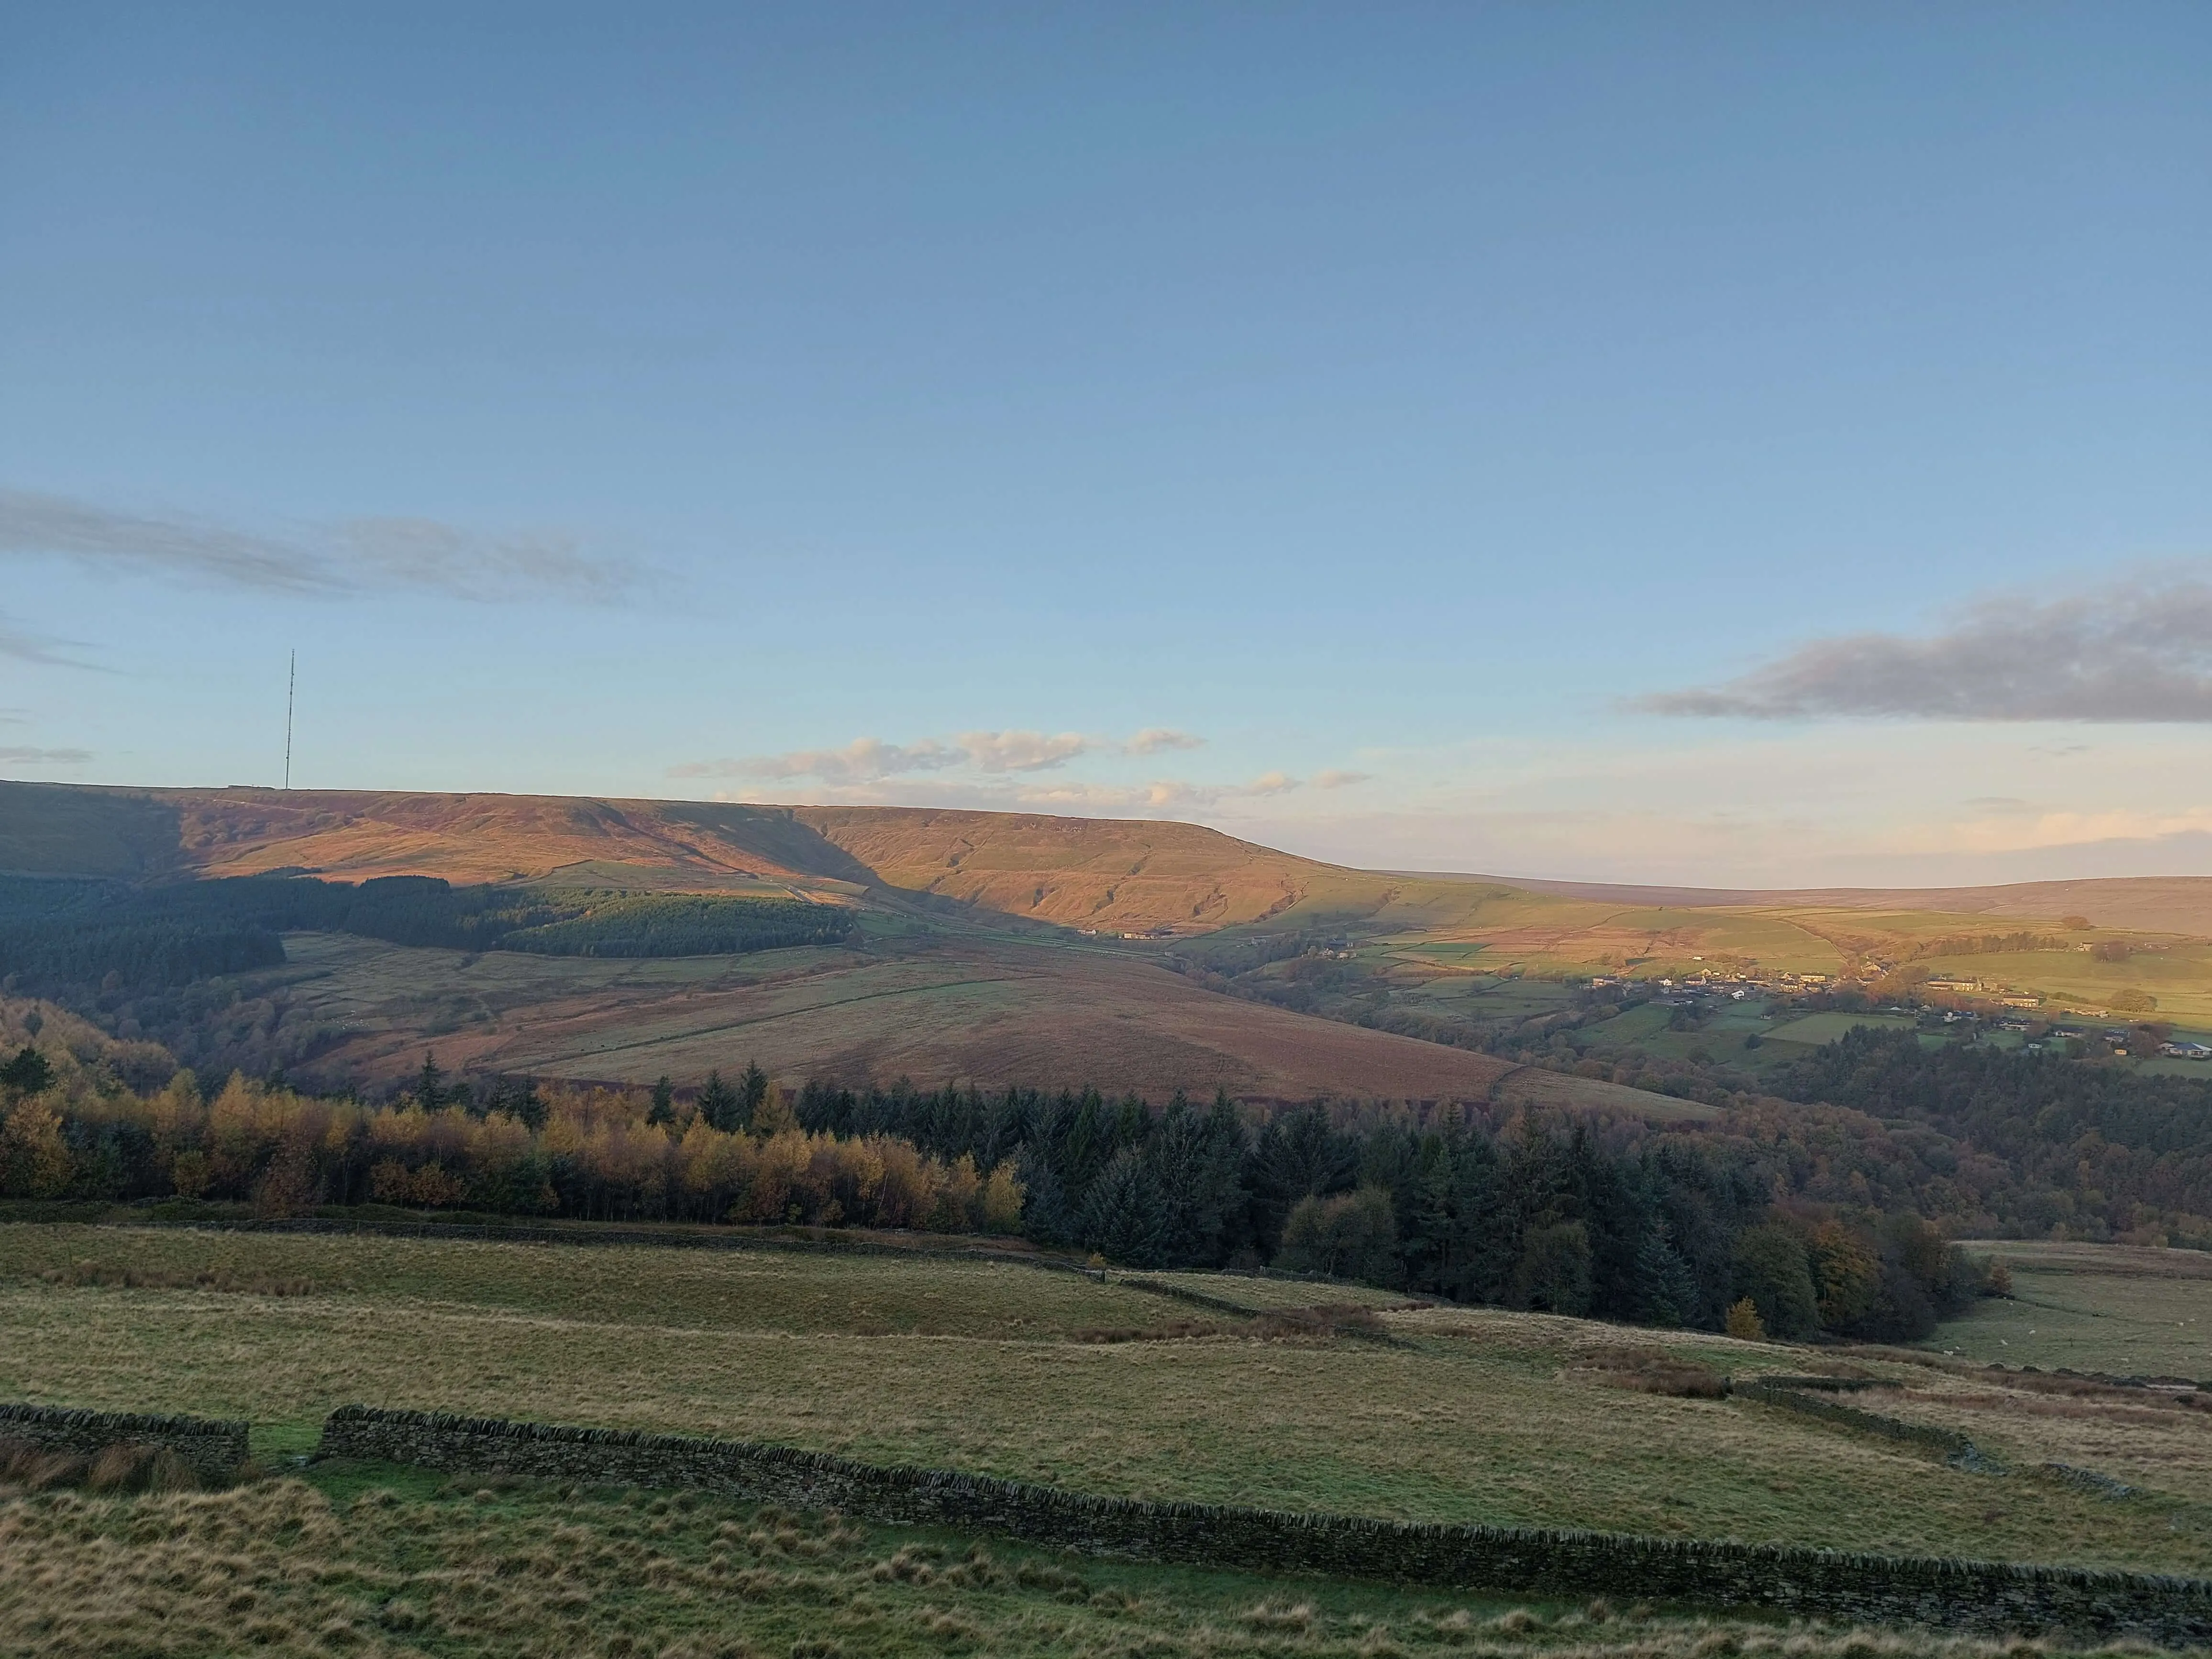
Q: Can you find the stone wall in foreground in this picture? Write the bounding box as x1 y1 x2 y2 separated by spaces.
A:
318 1405 2212 1646
0 1402 249 1481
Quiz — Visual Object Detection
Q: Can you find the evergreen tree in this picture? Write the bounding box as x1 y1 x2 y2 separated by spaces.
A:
414 1053 444 1112
1632 1220 1699 1327
1143 1092 1245 1267
739 1061 769 1129
1247 1102 1358 1255
1014 1145 1077 1248
1081 1147 1168 1266
647 1075 675 1127
697 1070 740 1133
0 1044 52 1096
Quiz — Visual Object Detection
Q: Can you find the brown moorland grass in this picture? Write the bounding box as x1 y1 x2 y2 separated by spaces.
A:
2 1471 2172 1659
275 929 1603 1104
3 1226 2208 1574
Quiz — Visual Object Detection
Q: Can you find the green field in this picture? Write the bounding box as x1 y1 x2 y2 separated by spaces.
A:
1762 1012 1920 1046
1936 1241 2212 1378
4 1225 2209 1578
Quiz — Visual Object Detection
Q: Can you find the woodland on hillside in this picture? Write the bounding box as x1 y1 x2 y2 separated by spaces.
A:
0 874 854 991
5 1000 1992 1343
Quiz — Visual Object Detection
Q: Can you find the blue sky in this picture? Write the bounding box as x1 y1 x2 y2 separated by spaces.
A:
2 4 2207 885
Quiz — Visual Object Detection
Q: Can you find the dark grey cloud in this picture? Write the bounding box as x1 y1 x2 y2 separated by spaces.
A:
0 613 103 671
0 745 91 765
0 488 641 601
1638 576 2212 722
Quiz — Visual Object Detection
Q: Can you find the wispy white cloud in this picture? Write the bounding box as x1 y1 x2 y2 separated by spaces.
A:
1639 569 2212 723
673 737 959 784
1017 773 1305 811
0 744 91 765
1125 727 1205 755
1312 769 1371 790
675 727 1223 785
0 487 643 602
675 729 1093 784
963 730 1090 773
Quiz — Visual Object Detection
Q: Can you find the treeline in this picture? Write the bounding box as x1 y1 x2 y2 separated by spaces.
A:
790 1078 1980 1338
0 1045 1986 1340
0 874 855 995
498 892 850 959
1770 1028 2212 1233
1 1065 1019 1235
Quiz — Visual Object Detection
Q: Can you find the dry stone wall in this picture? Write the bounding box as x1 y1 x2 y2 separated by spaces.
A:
0 1402 248 1480
319 1405 2212 1645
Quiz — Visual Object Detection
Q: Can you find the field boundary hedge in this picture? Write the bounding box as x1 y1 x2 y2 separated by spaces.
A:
317 1405 2212 1644
0 1402 248 1480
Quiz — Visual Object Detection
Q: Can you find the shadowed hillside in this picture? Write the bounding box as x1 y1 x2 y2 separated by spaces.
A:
0 784 878 892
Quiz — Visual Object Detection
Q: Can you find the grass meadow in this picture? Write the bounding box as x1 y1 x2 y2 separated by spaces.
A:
1938 1242 2212 1378
4 1226 2210 1579
9 1467 2190 1659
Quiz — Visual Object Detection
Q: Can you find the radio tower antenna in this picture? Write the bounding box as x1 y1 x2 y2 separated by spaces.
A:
284 650 296 790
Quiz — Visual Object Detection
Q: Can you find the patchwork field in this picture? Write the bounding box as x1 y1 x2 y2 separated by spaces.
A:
3 1225 2207 1577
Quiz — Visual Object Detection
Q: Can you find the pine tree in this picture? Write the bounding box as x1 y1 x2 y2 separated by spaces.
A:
697 1071 739 1133
1632 1221 1698 1328
739 1061 769 1129
415 1052 444 1112
1014 1146 1076 1247
0 1044 52 1097
647 1075 675 1127
1081 1147 1168 1266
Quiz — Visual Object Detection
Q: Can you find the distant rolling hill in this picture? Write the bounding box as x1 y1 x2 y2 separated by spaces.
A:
0 784 1352 934
6 779 2210 1091
0 782 1568 1104
1431 872 2212 939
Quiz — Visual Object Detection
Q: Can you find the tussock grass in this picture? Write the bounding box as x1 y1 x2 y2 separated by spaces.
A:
0 1436 202 1495
0 1469 2185 1659
1569 1347 1731 1399
1251 1302 1394 1341
36 1259 318 1296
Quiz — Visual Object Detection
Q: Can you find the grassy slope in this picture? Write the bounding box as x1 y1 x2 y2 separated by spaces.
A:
266 931 1536 1099
1936 1242 2212 1379
2 1226 2206 1574
11 1476 2146 1659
